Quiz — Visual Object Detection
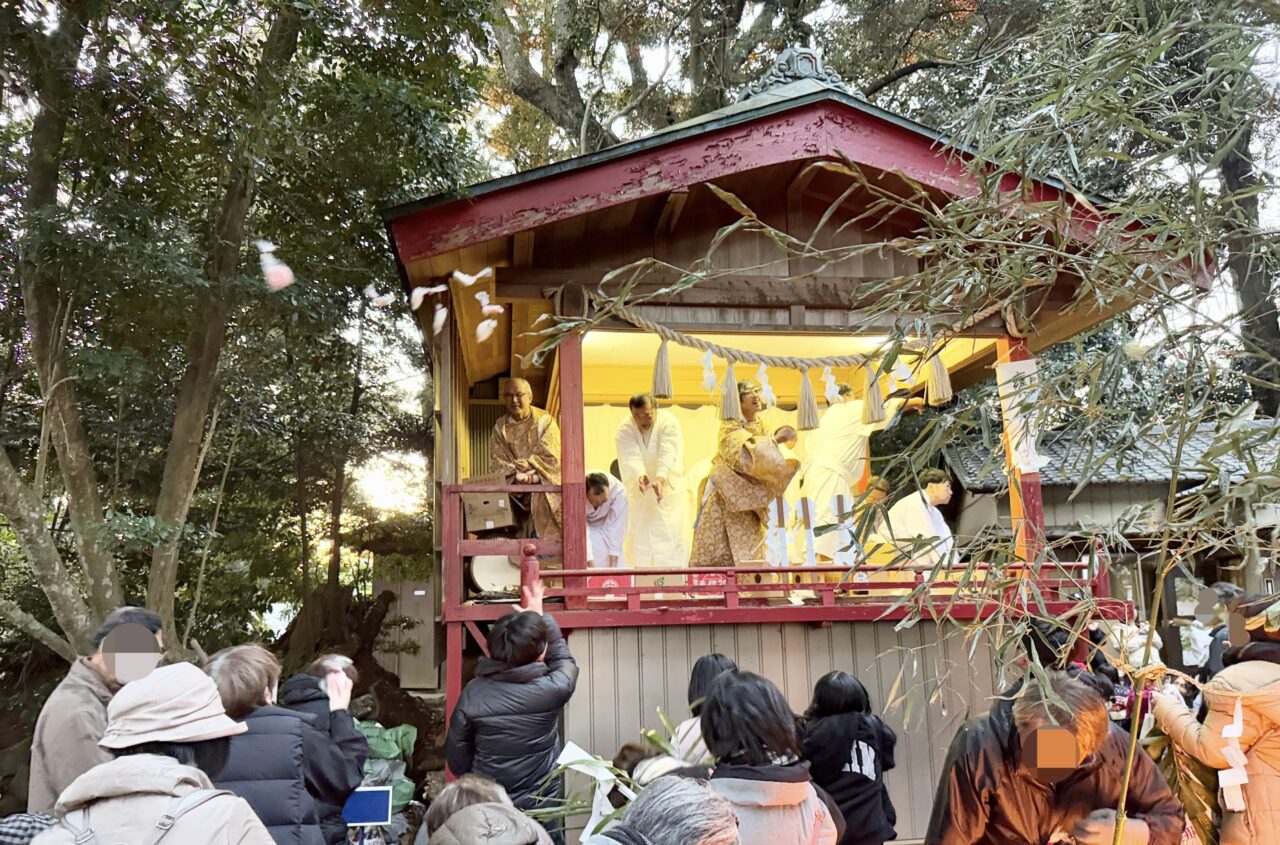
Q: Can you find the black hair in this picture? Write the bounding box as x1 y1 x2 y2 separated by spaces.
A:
806 670 871 719
1022 619 1071 669
487 611 548 666
89 607 164 652
700 669 800 765
629 393 655 410
115 737 231 778
917 468 950 487
687 653 737 716
586 472 610 495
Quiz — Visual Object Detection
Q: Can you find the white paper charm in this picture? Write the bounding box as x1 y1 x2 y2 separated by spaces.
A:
701 350 718 393
797 497 818 568
766 498 791 568
1223 698 1244 738
555 742 631 842
821 366 841 406
757 364 777 408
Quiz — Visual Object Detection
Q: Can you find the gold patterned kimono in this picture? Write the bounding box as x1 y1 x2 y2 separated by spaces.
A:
490 408 563 540
690 419 798 566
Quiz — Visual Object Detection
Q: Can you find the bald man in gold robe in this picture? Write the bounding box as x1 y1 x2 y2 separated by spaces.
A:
490 378 563 540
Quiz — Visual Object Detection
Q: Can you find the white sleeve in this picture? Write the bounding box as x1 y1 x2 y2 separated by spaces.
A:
616 422 647 484
655 414 682 481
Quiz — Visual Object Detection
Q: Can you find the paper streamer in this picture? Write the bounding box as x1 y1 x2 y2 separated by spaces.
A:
701 350 718 393
757 363 777 408
1220 697 1249 811
821 366 841 406
556 742 633 842
798 497 818 568
831 494 857 570
766 498 791 568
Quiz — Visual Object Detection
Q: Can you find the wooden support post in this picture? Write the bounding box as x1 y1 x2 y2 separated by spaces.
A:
996 337 1045 563
444 621 463 781
559 332 588 610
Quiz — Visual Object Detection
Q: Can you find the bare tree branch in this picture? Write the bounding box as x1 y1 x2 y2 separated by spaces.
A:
0 596 76 662
864 58 959 98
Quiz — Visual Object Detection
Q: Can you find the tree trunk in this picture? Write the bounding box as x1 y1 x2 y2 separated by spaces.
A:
325 457 349 637
297 443 311 597
1219 121 1280 418
15 0 123 622
146 7 303 643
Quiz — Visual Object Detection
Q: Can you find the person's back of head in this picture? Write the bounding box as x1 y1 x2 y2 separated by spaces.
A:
701 670 799 766
487 611 549 667
306 653 358 684
101 662 248 779
688 654 737 717
425 774 513 835
1012 670 1110 766
615 776 739 845
806 670 871 720
1021 619 1071 670
205 644 282 719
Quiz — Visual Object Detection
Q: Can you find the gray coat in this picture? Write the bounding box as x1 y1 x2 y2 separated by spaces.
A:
27 660 117 814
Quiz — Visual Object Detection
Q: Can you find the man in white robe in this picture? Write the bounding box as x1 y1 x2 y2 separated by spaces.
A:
878 468 956 567
801 385 918 560
586 471 629 568
615 394 690 566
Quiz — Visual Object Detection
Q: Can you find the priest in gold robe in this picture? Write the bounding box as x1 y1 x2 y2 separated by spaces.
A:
490 378 562 540
690 380 799 566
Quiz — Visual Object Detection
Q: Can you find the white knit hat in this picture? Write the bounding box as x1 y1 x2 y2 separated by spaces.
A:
99 662 247 749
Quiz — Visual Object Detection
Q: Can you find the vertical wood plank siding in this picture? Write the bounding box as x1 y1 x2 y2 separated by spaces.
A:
562 621 998 841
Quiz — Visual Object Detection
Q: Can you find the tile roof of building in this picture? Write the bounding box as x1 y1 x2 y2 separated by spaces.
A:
943 420 1279 493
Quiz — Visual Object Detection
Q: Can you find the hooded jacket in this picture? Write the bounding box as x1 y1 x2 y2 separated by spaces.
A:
278 675 371 845
1154 641 1280 845
446 614 578 808
923 707 1183 845
428 803 555 845
26 659 118 814
800 712 897 845
710 762 840 845
30 754 272 845
215 706 362 845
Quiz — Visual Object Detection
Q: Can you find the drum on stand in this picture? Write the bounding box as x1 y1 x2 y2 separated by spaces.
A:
467 554 522 601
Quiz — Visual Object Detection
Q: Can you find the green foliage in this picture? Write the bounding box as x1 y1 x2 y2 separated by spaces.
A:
0 1 481 654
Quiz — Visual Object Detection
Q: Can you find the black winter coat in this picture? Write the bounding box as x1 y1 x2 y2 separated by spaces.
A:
279 676 371 845
800 712 897 845
923 705 1183 845
215 705 364 845
445 614 579 808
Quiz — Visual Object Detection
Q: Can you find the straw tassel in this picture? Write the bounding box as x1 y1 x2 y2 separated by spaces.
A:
862 365 886 424
720 360 741 420
926 351 954 406
652 340 673 399
797 369 820 430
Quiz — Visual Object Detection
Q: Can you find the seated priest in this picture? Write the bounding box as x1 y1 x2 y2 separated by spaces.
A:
586 471 629 568
490 377 562 540
872 468 956 568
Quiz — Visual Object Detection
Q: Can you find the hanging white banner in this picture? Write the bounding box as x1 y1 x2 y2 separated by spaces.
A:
995 358 1049 474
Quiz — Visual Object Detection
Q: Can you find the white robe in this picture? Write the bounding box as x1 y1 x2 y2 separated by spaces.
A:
615 411 690 566
802 398 905 559
880 490 955 567
587 474 629 568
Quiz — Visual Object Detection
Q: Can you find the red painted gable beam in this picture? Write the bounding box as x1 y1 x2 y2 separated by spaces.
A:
391 99 1210 289
390 102 973 264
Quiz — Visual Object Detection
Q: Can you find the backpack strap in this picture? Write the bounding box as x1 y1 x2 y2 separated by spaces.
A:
140 789 236 845
58 808 97 845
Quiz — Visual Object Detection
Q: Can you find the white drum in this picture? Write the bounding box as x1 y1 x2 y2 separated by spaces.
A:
468 554 521 595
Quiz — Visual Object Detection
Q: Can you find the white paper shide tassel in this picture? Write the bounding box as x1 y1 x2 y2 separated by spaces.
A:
757 363 777 408
701 349 718 393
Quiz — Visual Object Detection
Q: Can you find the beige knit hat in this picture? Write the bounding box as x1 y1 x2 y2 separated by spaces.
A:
99 661 248 749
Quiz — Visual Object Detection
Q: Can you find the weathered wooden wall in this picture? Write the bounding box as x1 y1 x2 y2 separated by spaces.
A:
562 620 1002 842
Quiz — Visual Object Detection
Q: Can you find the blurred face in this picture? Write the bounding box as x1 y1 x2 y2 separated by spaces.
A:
587 485 609 509
926 480 953 506
99 624 164 684
1018 725 1080 784
630 403 655 432
739 386 762 418
503 381 533 420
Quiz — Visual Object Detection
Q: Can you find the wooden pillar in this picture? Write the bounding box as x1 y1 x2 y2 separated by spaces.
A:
443 620 463 781
996 337 1046 563
558 332 588 609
